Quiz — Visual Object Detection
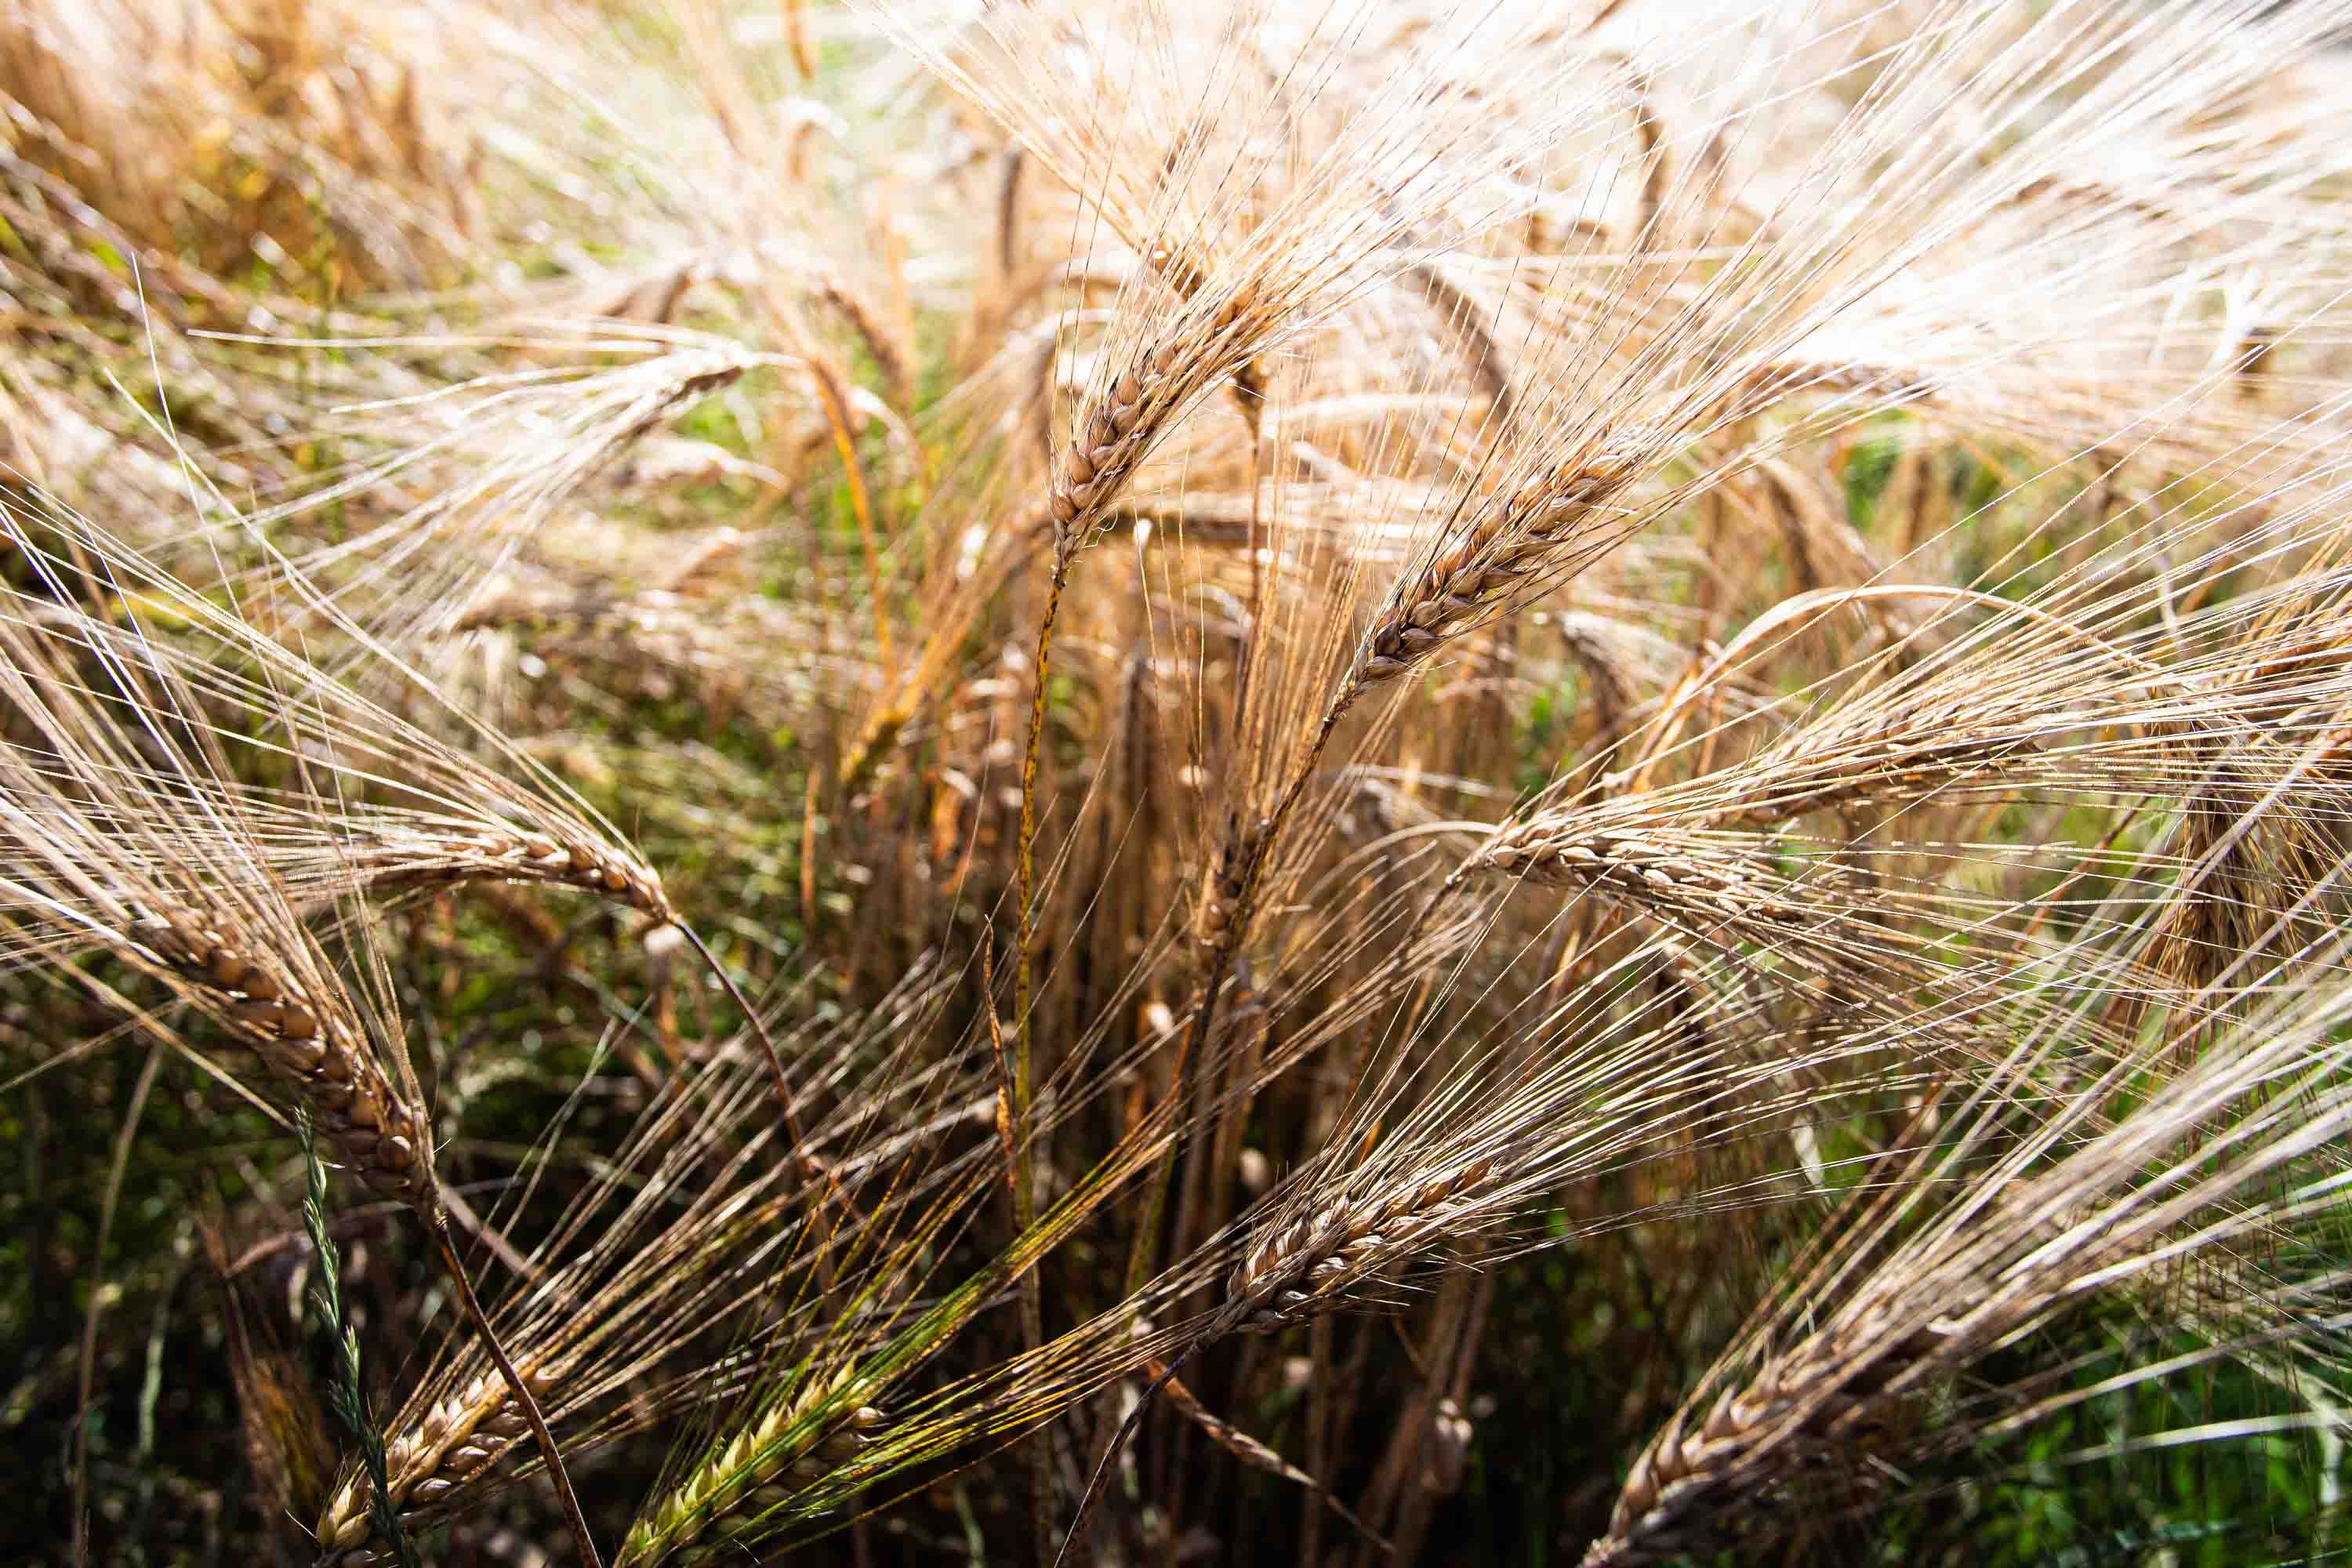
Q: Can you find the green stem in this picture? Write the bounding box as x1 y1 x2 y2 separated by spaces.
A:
299 1112 420 1568
1012 553 1072 1562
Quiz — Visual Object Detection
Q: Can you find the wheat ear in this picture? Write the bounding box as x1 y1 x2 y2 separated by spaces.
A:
1345 440 1647 702
619 1371 885 1566
1222 1159 1498 1334
124 906 430 1199
1581 1307 1969 1566
341 828 672 919
1588 933 2352 1565
314 1360 559 1564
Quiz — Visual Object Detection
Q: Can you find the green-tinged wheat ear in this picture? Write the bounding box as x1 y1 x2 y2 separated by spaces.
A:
618 1374 884 1566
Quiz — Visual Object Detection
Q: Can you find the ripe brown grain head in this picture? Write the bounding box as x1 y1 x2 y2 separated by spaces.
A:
0 599 440 1202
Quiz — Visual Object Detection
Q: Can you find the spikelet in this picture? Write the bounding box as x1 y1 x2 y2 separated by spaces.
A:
886 0 1651 568
316 1363 560 1565
619 1370 887 1566
0 754 437 1200
1345 435 1650 701
0 495 673 924
1224 1160 1496 1334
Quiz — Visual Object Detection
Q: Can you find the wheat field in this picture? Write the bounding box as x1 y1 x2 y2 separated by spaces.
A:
8 0 2352 1563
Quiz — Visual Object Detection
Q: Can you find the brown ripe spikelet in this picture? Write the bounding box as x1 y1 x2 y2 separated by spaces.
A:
1398 260 1516 425
1225 1157 1497 1334
314 1362 558 1563
126 906 430 1200
816 272 913 408
345 828 673 922
1044 308 1266 560
1584 1311 1964 1566
1472 822 1818 924
1347 437 1648 699
0 501 677 930
1192 815 1272 954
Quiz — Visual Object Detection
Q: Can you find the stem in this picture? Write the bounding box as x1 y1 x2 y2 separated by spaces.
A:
809 356 894 667
1301 1316 1334 1568
71 1041 164 1568
1013 553 1072 1565
1126 713 1345 1294
677 922 806 1149
1123 950 1233 1296
428 1212 604 1568
1013 556 1071 1145
984 930 1055 1565
1055 1341 1203 1568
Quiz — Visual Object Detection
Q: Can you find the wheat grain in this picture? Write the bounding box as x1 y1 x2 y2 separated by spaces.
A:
1224 1160 1497 1334
620 1372 885 1566
124 904 430 1200
1345 440 1647 699
341 828 671 920
316 1363 559 1564
1584 1311 1965 1566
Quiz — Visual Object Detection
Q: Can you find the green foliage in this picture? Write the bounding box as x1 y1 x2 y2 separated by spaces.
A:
299 1115 419 1568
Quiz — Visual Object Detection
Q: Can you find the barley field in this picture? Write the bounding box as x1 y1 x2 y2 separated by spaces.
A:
8 1 2352 1564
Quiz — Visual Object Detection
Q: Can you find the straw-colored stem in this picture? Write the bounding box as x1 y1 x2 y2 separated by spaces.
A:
428 1217 604 1568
